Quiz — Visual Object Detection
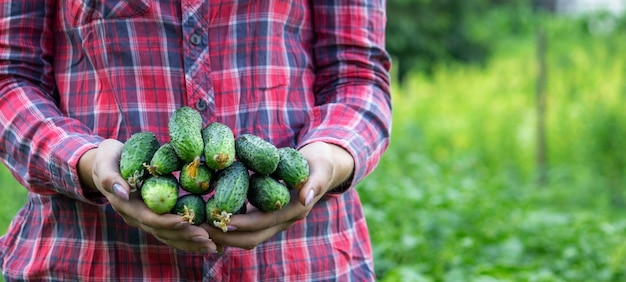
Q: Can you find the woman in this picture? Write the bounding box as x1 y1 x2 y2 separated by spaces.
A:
0 0 392 280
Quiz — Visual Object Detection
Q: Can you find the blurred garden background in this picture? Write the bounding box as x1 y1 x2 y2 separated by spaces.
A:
3 0 626 281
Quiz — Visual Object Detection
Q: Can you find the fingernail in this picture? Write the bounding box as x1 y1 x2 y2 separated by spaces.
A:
113 183 129 200
192 236 212 243
173 221 189 229
305 189 315 206
226 225 237 232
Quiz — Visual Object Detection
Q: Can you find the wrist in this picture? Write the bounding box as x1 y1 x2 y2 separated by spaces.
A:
77 148 98 192
300 142 354 191
327 143 355 190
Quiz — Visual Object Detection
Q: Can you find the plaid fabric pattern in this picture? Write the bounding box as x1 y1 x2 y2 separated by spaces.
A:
0 0 391 280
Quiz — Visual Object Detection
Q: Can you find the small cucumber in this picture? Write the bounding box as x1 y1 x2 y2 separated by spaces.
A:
168 106 204 178
140 174 179 214
202 122 235 171
144 142 183 176
179 163 212 195
209 161 249 231
248 174 290 212
234 134 279 175
273 147 310 190
172 194 206 226
119 131 160 190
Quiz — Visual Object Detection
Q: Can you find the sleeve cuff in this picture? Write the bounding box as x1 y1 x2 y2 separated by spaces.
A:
48 134 108 205
298 126 366 193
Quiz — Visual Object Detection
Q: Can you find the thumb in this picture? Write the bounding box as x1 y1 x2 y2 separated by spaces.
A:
297 156 333 207
93 139 129 200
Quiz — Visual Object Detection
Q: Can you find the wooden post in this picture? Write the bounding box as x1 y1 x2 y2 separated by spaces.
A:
535 27 548 186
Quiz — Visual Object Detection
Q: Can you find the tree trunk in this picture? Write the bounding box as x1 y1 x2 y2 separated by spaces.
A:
535 28 548 186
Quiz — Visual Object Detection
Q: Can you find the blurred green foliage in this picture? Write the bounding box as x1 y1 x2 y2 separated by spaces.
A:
359 11 626 281
0 166 26 236
385 0 554 81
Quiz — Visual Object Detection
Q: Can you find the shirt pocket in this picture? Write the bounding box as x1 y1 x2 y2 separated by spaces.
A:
233 0 305 28
64 0 151 27
226 69 311 147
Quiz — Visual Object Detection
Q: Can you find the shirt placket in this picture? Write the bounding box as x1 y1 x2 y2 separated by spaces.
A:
182 1 215 117
181 2 224 276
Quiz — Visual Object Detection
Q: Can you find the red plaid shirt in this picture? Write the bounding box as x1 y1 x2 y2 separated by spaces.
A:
0 0 391 280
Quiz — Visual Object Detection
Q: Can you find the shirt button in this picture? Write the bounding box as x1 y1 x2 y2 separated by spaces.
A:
190 33 202 45
195 99 207 111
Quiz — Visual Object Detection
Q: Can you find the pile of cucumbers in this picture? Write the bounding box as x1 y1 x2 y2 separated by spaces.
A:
119 106 309 232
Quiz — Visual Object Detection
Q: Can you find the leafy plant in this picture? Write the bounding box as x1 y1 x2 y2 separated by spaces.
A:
360 14 626 281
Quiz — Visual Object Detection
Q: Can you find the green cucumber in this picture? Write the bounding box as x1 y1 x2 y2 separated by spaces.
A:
144 142 183 176
179 163 212 195
273 147 310 190
168 106 204 178
140 174 179 214
209 161 249 231
172 194 206 226
248 174 290 212
202 122 235 170
119 131 160 190
234 134 279 175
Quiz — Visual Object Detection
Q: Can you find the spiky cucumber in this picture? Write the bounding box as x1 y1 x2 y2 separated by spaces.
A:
144 142 183 176
209 161 249 231
248 174 291 212
202 122 235 170
119 131 160 190
205 196 246 231
168 106 204 178
172 194 206 226
234 134 279 175
179 163 212 195
273 147 310 190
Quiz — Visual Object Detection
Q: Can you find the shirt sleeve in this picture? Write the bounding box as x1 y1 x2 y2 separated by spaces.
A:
0 0 107 204
299 0 392 192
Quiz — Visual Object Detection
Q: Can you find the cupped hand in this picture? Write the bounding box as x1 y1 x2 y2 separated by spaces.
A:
77 138 218 254
204 141 354 250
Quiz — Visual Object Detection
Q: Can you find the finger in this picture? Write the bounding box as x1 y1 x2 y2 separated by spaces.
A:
109 196 185 230
153 234 218 254
92 139 130 199
112 200 217 252
204 221 288 250
155 224 217 252
150 224 213 243
218 192 307 234
110 194 218 252
297 157 332 206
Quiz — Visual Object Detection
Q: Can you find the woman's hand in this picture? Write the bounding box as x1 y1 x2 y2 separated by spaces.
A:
204 141 354 249
77 139 218 254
